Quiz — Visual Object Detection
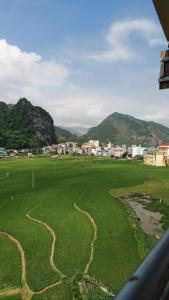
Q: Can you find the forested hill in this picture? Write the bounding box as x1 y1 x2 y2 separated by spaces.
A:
1 100 169 149
55 126 78 143
0 98 57 149
84 112 169 146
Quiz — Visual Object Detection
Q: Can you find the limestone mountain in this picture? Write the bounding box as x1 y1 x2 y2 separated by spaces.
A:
85 112 169 146
0 98 57 149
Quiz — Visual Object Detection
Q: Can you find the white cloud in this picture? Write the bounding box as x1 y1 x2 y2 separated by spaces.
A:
0 39 107 126
89 19 166 63
0 39 70 93
143 113 165 122
50 95 107 127
0 36 169 129
142 112 169 126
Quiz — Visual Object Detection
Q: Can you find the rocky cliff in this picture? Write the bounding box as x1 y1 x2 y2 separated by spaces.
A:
0 98 57 149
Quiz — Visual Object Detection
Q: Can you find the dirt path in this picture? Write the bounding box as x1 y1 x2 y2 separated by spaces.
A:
74 192 97 274
0 232 33 300
0 288 22 297
0 209 65 299
1 199 99 298
34 280 63 295
26 206 65 277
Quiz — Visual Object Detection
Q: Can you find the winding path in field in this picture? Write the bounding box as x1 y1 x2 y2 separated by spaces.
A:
0 288 22 297
74 192 97 274
0 199 110 299
0 204 66 299
0 231 33 300
35 279 63 295
26 206 65 277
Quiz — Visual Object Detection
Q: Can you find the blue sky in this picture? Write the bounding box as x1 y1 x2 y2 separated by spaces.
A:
0 0 168 127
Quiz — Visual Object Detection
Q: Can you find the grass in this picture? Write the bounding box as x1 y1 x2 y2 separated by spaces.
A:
0 235 21 290
110 175 169 232
32 283 71 300
0 157 169 298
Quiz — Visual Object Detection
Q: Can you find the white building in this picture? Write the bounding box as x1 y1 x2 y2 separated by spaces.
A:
89 140 100 148
107 143 112 149
0 148 6 158
114 146 126 158
91 147 102 156
131 145 145 158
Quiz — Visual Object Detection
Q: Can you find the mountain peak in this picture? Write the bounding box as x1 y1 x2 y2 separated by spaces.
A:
112 112 121 116
111 112 124 119
17 98 32 106
86 112 169 146
0 98 57 149
0 101 8 109
110 112 133 118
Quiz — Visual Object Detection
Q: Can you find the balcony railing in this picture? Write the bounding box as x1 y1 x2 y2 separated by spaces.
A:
115 230 169 300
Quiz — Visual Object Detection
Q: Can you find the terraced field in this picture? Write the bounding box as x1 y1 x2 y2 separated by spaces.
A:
0 157 169 299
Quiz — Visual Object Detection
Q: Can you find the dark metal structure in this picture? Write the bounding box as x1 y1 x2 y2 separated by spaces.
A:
115 230 169 300
159 50 169 90
153 0 169 41
153 0 169 89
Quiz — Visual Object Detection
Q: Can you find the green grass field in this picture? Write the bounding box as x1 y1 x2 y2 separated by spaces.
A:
0 157 169 299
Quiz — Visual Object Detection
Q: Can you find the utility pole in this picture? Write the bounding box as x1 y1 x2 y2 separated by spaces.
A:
54 161 56 175
32 169 35 190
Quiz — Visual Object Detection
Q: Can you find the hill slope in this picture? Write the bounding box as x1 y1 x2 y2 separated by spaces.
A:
0 98 57 149
55 127 78 143
61 126 89 136
85 112 169 145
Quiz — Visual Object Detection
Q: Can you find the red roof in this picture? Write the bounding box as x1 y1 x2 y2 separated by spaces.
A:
159 144 169 147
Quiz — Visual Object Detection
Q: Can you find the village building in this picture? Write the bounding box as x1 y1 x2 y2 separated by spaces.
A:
0 148 6 158
131 145 145 158
144 149 168 167
159 144 169 155
81 140 101 156
7 149 18 158
28 152 35 158
88 140 100 148
42 145 57 155
114 146 126 158
81 143 92 155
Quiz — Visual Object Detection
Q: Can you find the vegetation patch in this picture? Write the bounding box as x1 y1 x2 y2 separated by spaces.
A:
1 158 169 298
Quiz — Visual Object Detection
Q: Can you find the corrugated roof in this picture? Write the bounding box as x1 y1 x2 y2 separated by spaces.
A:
153 0 169 41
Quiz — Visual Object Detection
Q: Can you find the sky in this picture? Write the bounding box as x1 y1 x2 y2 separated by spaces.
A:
0 0 168 128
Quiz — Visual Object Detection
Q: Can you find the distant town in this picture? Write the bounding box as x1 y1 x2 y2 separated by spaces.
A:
1 140 169 167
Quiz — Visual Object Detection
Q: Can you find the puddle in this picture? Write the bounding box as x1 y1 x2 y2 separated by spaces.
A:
125 198 163 236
